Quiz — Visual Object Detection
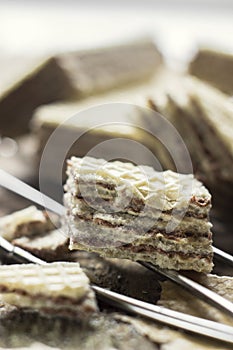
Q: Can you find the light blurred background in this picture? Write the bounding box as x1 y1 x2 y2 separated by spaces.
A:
1 0 233 64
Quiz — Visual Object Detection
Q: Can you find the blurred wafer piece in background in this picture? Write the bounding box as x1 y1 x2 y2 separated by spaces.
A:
0 206 69 261
159 273 233 326
189 48 233 95
0 38 162 138
148 76 233 221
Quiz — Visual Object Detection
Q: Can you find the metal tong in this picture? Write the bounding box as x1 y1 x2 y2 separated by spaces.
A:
0 169 233 344
0 236 233 343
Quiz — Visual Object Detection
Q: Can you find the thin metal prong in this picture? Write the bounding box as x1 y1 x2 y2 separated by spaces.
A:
0 169 233 318
0 237 232 344
213 246 233 267
94 285 233 344
140 262 233 318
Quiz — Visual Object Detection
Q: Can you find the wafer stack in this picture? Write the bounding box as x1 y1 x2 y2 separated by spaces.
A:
33 101 175 190
0 38 161 137
64 156 213 273
0 206 55 241
189 48 233 95
0 206 68 261
0 262 97 319
148 77 233 219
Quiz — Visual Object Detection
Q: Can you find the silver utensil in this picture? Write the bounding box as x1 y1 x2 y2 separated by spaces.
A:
0 236 47 265
0 169 231 265
94 286 233 343
0 170 233 317
0 235 233 344
0 169 65 216
213 246 233 267
140 261 233 317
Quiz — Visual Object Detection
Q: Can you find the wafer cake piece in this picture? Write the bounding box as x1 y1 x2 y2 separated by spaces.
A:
148 77 233 220
189 48 233 95
12 229 69 262
31 64 172 187
0 206 69 261
0 262 97 319
0 38 161 137
32 101 159 184
64 156 213 273
0 206 55 242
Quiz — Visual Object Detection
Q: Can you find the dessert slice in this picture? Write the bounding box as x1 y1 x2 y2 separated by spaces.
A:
189 48 233 95
148 77 233 220
32 100 160 184
12 229 69 262
64 156 213 273
0 262 97 319
31 64 170 186
0 38 161 137
0 206 55 241
0 206 68 261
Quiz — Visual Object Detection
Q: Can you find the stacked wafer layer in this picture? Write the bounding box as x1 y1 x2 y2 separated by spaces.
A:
0 206 55 241
0 38 161 137
64 156 213 272
149 77 233 219
0 206 69 261
0 262 97 319
189 48 233 95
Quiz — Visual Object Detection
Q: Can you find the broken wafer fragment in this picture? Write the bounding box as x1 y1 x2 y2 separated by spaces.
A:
64 156 213 273
148 76 233 220
0 38 161 137
0 206 69 261
159 274 233 326
12 229 69 262
0 262 98 319
189 48 233 95
0 206 56 242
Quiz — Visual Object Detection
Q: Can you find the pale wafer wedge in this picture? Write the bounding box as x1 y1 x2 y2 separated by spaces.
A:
0 262 98 319
1 38 161 137
189 48 233 95
148 76 233 220
159 274 233 326
0 206 68 261
0 206 55 242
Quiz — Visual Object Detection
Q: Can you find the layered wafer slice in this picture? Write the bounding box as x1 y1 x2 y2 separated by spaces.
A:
0 206 68 261
0 38 161 137
64 156 213 273
0 206 55 241
148 77 233 219
0 262 98 319
189 47 233 95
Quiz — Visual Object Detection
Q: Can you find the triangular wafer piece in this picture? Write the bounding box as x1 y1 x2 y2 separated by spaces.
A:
0 206 68 261
0 38 161 137
0 206 55 242
189 48 233 95
0 262 98 319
